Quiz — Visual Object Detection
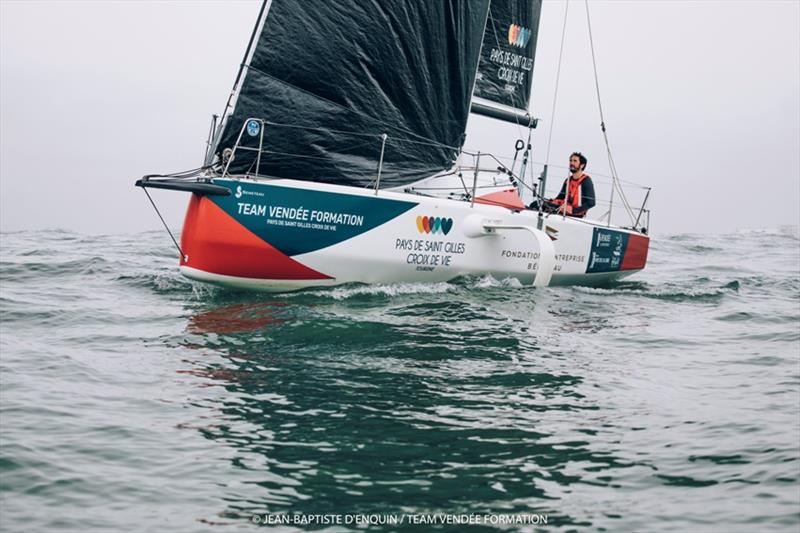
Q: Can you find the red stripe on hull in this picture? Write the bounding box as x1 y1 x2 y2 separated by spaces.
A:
179 195 332 280
621 234 649 271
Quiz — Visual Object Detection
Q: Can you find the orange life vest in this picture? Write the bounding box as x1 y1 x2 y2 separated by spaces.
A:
552 173 589 212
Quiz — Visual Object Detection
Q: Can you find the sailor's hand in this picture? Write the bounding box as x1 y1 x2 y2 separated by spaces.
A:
558 204 573 215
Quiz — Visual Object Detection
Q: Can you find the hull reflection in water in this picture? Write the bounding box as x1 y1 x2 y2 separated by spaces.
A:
187 301 288 334
176 292 644 526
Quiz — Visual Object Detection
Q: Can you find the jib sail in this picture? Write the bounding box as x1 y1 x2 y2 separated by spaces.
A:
471 0 543 127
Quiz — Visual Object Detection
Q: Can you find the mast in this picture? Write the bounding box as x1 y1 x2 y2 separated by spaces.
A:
206 0 272 166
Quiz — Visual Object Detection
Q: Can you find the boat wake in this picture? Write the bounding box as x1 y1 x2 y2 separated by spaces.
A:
573 279 741 302
284 281 458 301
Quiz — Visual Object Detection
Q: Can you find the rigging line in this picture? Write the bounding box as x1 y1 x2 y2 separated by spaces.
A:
584 0 636 224
261 122 382 139
529 161 649 188
545 0 570 165
239 132 462 168
265 116 462 152
250 121 463 153
409 183 505 192
141 188 185 261
241 139 379 161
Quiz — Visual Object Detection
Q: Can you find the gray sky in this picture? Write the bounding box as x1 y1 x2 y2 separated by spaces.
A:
1 0 798 235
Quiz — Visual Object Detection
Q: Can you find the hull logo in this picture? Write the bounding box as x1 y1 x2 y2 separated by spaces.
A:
416 216 453 235
232 185 264 198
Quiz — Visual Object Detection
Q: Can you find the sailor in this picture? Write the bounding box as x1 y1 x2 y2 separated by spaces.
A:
544 152 596 218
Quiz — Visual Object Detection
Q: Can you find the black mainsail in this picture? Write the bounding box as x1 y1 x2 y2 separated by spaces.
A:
471 0 543 127
212 0 491 188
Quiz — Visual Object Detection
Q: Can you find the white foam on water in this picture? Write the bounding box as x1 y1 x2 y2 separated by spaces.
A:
299 281 458 300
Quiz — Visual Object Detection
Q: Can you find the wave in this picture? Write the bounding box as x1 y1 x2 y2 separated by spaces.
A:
0 256 111 279
113 270 197 294
732 225 799 240
573 279 740 302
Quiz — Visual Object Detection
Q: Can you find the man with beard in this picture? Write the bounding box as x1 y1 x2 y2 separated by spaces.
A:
543 152 596 218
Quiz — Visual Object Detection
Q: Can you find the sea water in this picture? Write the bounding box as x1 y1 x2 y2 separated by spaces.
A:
1 227 798 531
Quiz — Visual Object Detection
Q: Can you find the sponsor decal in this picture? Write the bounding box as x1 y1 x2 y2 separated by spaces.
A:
246 119 261 137
488 48 534 87
586 228 629 273
508 24 532 48
211 180 416 256
501 250 540 260
234 185 264 199
395 237 466 272
554 254 585 263
501 249 541 273
416 216 453 235
243 205 366 228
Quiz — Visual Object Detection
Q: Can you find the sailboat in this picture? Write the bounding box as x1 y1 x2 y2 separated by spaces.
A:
137 0 650 292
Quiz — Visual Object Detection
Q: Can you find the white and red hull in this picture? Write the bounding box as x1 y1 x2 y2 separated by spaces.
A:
178 177 649 291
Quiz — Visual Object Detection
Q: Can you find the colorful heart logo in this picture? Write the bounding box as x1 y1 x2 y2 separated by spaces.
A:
415 215 454 234
441 218 453 235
